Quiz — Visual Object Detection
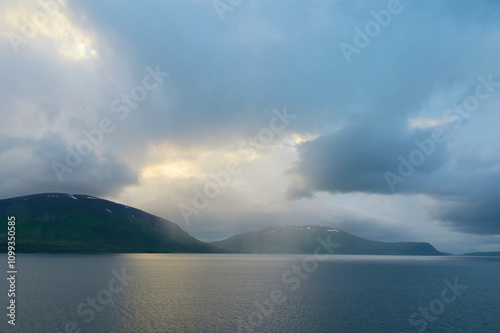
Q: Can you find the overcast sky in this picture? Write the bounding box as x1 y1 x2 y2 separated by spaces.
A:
1 0 500 253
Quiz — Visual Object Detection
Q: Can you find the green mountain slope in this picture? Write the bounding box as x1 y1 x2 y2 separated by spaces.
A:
0 193 222 253
211 225 443 255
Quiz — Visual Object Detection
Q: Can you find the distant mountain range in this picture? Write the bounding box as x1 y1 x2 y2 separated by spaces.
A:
460 251 500 257
211 225 444 255
0 193 489 256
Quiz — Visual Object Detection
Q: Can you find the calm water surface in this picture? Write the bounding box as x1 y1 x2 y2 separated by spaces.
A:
1 254 499 332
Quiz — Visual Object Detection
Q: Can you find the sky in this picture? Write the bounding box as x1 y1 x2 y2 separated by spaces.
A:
1 0 500 254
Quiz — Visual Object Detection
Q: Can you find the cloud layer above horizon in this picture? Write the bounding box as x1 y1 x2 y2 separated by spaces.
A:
1 0 500 253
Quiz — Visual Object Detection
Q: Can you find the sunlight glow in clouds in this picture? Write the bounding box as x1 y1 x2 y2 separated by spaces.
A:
139 144 244 181
408 118 444 129
138 132 319 187
141 161 202 180
290 133 319 145
2 0 97 61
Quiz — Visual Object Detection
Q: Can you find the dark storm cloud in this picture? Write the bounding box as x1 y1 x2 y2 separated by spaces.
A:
0 134 137 199
286 114 448 197
422 168 500 235
426 194 500 235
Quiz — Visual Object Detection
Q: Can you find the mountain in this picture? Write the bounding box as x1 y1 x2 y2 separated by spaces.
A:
211 225 444 255
0 194 445 255
0 193 222 253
